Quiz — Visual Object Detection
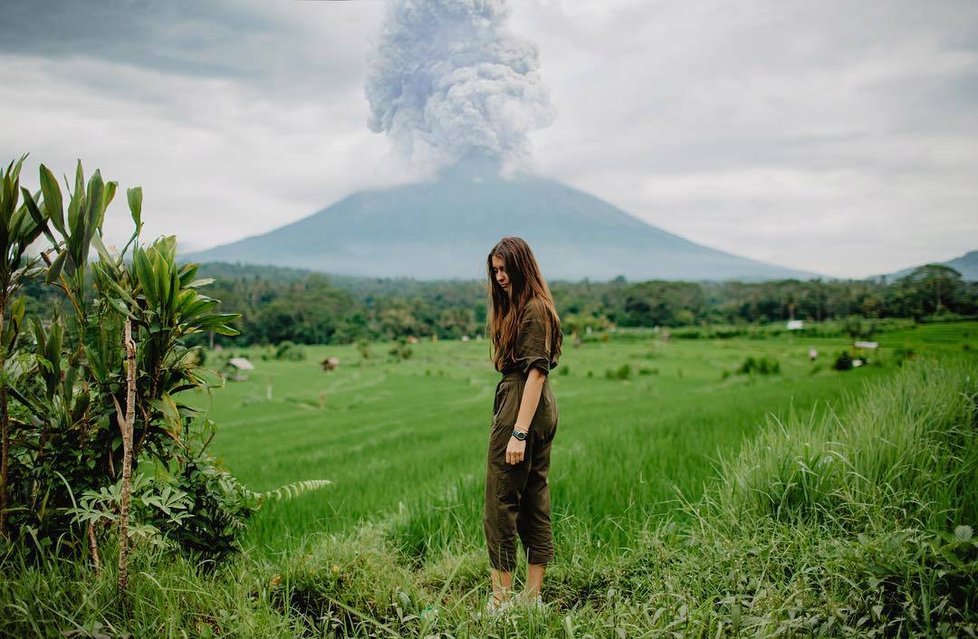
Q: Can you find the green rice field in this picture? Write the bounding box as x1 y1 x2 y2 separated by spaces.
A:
195 321 976 557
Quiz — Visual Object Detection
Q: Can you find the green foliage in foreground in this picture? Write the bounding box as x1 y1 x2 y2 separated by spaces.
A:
0 157 331 568
2 359 975 637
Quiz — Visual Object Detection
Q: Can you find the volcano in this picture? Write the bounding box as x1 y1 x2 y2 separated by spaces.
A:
184 162 814 281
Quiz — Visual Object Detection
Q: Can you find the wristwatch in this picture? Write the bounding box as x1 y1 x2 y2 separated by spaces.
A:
511 429 528 441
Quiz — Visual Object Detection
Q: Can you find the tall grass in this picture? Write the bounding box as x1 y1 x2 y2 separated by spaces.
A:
708 357 978 533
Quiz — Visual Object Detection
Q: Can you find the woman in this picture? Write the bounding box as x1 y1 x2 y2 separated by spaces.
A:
483 236 562 613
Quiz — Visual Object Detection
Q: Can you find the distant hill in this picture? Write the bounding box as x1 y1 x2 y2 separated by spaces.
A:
886 250 978 282
184 160 816 282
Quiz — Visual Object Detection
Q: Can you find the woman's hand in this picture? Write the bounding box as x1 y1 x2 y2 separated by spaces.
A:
506 436 527 465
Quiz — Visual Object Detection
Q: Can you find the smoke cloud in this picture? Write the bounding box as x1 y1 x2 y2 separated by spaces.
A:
365 0 554 171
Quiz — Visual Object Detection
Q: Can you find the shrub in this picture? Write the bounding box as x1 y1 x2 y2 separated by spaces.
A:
605 363 631 380
0 158 329 565
834 351 853 371
389 339 413 361
737 356 781 375
894 347 916 366
356 339 373 359
274 340 306 361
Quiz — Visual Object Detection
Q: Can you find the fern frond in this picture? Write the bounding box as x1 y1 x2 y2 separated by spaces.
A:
247 479 332 507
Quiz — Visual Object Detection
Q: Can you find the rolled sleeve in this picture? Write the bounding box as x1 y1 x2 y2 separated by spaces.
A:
514 304 552 376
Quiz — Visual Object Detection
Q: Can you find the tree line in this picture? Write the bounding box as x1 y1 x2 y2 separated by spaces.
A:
23 253 977 348
113 263 978 345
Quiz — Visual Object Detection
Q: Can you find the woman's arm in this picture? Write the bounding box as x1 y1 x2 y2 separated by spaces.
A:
506 368 546 465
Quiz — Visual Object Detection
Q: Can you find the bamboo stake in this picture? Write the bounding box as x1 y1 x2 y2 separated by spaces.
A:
88 522 101 577
117 319 136 594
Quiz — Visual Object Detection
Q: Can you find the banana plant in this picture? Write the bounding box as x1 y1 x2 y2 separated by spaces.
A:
0 156 50 538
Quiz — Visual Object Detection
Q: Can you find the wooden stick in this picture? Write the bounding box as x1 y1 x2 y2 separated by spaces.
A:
117 319 136 594
88 522 101 577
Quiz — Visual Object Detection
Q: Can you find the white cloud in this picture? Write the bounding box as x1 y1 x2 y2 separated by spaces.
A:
2 53 412 253
511 0 978 277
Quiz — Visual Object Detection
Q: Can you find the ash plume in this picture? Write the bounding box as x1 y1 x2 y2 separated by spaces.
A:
365 0 554 172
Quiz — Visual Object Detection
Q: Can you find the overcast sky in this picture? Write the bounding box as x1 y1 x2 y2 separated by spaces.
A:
1 0 976 279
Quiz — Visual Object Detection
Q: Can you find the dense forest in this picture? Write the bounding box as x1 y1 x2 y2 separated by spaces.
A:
24 261 978 346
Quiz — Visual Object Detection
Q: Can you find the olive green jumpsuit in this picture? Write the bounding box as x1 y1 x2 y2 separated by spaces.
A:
483 301 561 572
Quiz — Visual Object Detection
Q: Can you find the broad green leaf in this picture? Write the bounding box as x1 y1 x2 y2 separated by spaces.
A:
38 165 65 236
45 249 68 284
1 297 25 348
66 161 84 236
98 268 138 308
186 277 214 289
151 393 182 434
30 318 46 355
73 161 84 200
181 297 218 320
20 188 56 248
111 297 136 319
198 313 240 336
67 185 88 269
173 289 196 316
100 180 118 226
83 171 103 247
90 230 116 267
158 261 172 313
127 186 142 229
7 155 25 183
134 248 157 307
10 296 25 323
177 263 199 288
167 267 179 312
7 206 25 242
7 385 45 418
1 168 16 223
193 367 224 388
70 391 91 425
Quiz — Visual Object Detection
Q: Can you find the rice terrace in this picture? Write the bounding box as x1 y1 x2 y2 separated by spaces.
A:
3 0 978 637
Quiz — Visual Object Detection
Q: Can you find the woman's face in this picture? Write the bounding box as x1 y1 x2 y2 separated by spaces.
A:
491 254 511 297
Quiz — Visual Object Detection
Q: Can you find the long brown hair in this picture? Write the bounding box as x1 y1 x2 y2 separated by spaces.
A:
486 237 562 371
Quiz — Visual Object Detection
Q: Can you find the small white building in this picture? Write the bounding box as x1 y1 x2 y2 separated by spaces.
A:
225 357 255 381
787 320 805 330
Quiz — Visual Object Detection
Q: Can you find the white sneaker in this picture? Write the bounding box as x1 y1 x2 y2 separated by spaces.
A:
484 596 513 616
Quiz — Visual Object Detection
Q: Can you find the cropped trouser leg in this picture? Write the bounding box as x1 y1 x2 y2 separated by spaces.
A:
516 431 554 566
483 406 557 572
